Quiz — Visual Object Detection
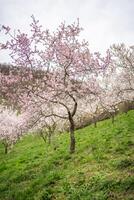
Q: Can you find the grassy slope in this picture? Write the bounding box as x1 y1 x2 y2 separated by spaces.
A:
0 110 134 200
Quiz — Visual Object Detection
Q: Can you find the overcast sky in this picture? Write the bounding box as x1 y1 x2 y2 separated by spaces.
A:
0 0 134 63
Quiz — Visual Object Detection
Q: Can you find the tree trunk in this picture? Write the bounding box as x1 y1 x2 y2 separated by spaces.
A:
112 115 114 124
48 132 51 145
66 98 77 154
93 117 97 128
40 132 47 143
4 143 8 154
69 114 75 154
94 121 97 128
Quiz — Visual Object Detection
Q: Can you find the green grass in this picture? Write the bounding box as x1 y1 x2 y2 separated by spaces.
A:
0 110 134 200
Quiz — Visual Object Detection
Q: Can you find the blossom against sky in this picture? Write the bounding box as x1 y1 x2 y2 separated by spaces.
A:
0 0 134 63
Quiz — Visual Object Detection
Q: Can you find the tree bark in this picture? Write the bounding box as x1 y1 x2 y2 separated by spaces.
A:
48 132 51 145
59 95 77 154
40 131 47 143
70 125 75 154
93 117 97 128
68 113 75 154
4 143 8 154
94 121 97 128
112 115 115 124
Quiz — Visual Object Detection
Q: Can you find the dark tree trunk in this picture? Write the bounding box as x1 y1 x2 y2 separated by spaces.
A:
40 132 47 143
94 121 97 128
4 143 8 154
64 96 77 154
68 114 75 154
70 126 75 153
48 132 51 145
112 115 115 124
93 117 97 128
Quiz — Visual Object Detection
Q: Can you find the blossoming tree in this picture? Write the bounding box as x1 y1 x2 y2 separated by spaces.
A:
0 17 111 153
0 106 26 153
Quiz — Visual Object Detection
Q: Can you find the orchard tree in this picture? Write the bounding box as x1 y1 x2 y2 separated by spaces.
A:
0 106 27 153
96 72 121 123
0 104 52 153
37 117 57 145
111 43 134 72
0 16 111 153
110 44 134 98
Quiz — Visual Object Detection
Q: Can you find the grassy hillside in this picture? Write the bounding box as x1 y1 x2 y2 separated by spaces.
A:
0 110 134 200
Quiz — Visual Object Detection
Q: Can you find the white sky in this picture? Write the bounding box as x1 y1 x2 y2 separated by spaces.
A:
0 0 134 63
